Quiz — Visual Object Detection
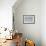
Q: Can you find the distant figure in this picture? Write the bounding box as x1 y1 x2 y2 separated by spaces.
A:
15 33 23 46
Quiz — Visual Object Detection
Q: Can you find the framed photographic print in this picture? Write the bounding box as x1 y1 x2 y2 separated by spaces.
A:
23 15 35 24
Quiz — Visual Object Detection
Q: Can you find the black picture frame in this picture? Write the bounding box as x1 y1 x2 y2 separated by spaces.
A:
23 15 35 24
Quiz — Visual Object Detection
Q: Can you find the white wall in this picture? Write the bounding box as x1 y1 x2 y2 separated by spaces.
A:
41 0 46 46
13 0 41 46
0 0 16 29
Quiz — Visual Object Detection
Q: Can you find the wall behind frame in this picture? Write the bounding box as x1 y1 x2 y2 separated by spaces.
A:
13 0 42 46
